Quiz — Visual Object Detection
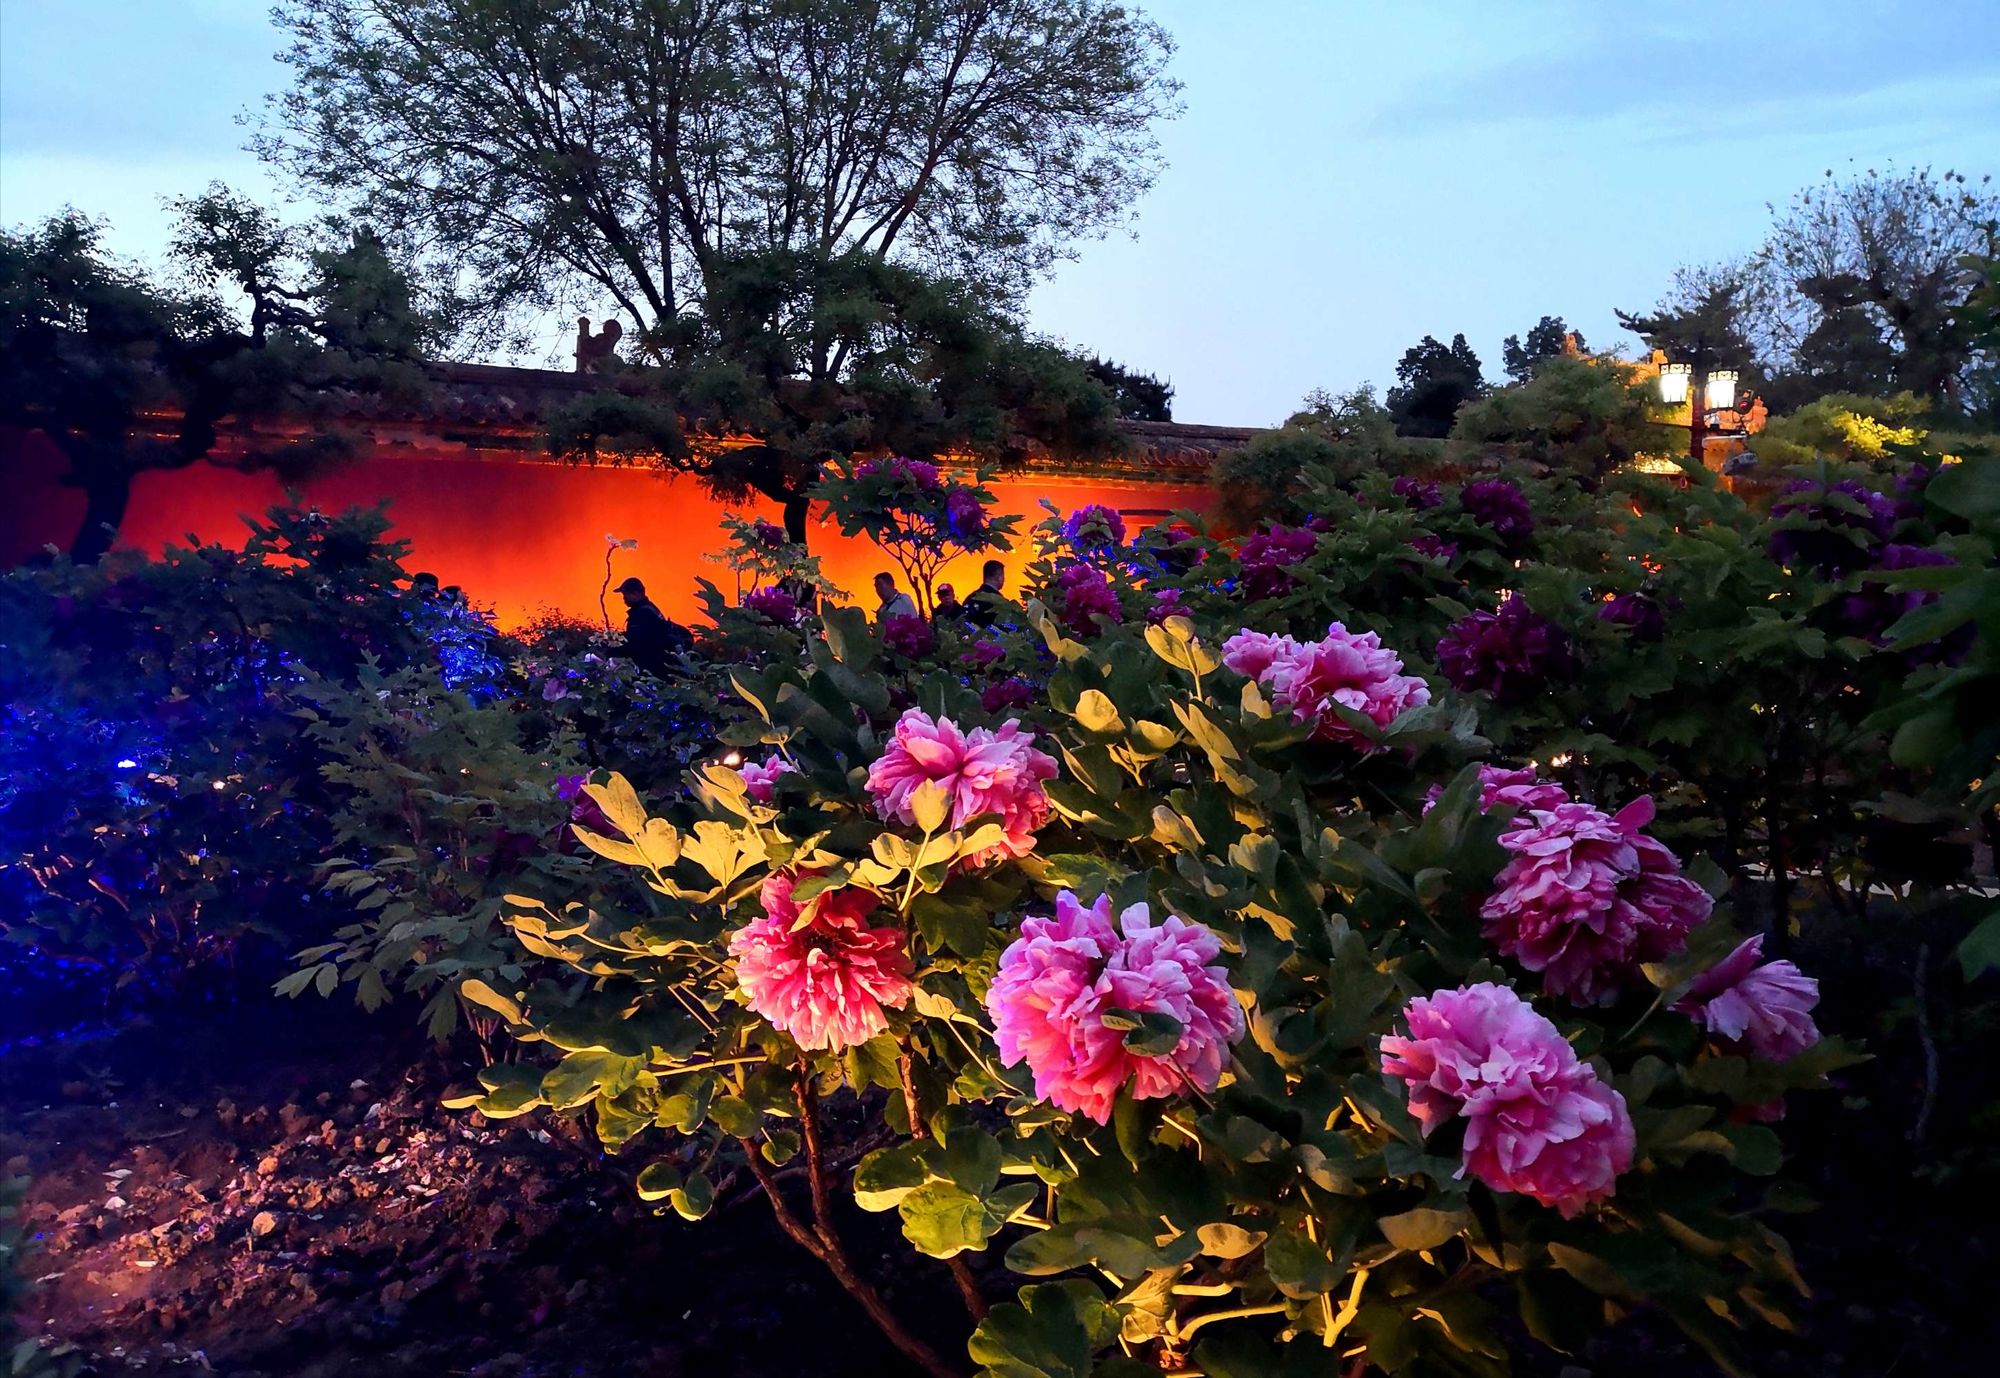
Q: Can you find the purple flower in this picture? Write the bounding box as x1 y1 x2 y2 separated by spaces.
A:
858 456 943 490
1393 475 1443 510
945 487 989 538
882 612 937 658
1674 935 1822 1062
1768 478 1896 576
1835 542 1964 659
1598 592 1666 643
981 677 1035 714
1459 479 1535 543
1436 599 1576 702
1237 525 1319 601
1055 563 1121 636
555 773 587 801
1407 534 1459 563
961 639 1007 669
1892 464 1934 523
1062 503 1127 550
743 585 801 624
1146 587 1191 625
751 518 789 548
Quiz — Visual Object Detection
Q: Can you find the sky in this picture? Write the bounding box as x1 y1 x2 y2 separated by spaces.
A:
3 0 1996 426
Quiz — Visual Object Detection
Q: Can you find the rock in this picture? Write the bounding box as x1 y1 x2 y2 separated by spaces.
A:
250 1211 279 1238
257 1155 280 1176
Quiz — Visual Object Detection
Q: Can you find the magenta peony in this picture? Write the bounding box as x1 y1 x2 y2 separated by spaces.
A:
1222 623 1431 747
980 677 1035 714
1480 797 1711 1005
1381 982 1633 1217
944 487 989 538
1674 935 1821 1062
1425 763 1572 816
1146 587 1191 625
960 639 1007 669
881 612 937 658
1598 592 1666 643
1407 533 1459 563
858 456 943 490
730 870 914 1051
1062 503 1128 550
743 585 801 624
1055 563 1121 636
735 755 797 803
866 709 1058 863
1393 475 1444 510
1237 525 1320 600
1768 478 1896 575
1459 478 1535 543
986 892 1244 1124
1435 599 1576 702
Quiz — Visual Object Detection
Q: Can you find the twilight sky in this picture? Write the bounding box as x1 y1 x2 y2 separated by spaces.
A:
3 0 1996 426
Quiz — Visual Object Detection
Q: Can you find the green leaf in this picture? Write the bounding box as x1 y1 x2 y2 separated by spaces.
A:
1195 1221 1267 1259
1957 906 2000 980
636 1161 682 1202
910 777 953 834
968 1281 1114 1378
1073 689 1124 734
1377 1206 1468 1253
1102 1007 1183 1057
898 1181 1033 1259
669 1172 713 1221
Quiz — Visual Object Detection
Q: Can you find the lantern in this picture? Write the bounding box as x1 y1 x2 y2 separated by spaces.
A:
1657 362 1691 405
1705 369 1738 410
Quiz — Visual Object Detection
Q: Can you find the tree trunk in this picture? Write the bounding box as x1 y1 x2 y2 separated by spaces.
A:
783 490 811 545
70 463 132 565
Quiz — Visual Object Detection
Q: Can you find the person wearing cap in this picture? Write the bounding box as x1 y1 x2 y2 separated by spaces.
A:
615 577 692 674
873 572 918 624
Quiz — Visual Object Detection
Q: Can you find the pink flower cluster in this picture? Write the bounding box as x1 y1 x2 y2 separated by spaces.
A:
1221 624 1431 747
1481 797 1712 1005
1674 936 1822 1062
866 709 1058 864
734 754 796 803
1054 563 1121 635
730 870 914 1051
858 456 943 490
986 892 1244 1124
1425 763 1572 816
1381 982 1634 1216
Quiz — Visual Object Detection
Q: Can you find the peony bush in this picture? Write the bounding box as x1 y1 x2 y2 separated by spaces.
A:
453 577 1857 1377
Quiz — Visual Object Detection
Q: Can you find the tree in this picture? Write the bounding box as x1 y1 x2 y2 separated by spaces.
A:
1749 166 1998 411
1501 314 1584 382
543 248 1125 540
1386 333 1485 438
1214 386 1408 526
1448 354 1668 481
1084 356 1173 421
1618 265 1760 389
260 0 1181 342
0 193 434 561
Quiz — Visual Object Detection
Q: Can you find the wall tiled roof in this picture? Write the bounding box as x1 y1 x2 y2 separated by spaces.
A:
309 362 1259 478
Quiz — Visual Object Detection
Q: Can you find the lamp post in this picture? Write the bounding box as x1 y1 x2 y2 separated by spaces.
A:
1654 349 1742 466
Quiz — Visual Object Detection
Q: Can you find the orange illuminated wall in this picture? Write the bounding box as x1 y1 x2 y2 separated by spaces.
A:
4 433 1216 629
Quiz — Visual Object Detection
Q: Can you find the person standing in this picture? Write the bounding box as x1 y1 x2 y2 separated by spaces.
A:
874 572 918 623
963 559 1012 627
932 583 964 623
615 577 691 674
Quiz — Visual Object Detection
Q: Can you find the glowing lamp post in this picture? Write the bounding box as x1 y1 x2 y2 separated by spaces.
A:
1655 354 1743 466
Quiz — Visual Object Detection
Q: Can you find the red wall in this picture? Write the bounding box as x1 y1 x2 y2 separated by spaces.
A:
3 437 1214 629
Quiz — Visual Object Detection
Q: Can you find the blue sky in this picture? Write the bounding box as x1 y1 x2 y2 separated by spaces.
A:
4 0 1996 425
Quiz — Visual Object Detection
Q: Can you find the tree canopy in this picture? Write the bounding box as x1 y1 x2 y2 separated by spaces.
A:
1387 333 1486 439
1084 356 1174 422
1448 354 1667 481
1501 315 1584 382
0 193 434 561
543 247 1126 539
260 0 1181 345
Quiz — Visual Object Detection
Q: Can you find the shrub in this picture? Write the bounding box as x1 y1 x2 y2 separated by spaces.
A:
451 600 1853 1376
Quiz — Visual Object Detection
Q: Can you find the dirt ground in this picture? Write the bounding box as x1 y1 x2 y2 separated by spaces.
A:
3 904 1997 1378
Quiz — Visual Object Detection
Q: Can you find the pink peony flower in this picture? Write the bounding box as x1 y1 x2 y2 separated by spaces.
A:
1222 623 1430 747
1425 764 1572 816
1674 935 1821 1062
1480 798 1711 1005
866 709 1059 864
735 754 796 803
1055 563 1121 636
729 870 913 1051
1381 982 1633 1217
986 892 1244 1124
